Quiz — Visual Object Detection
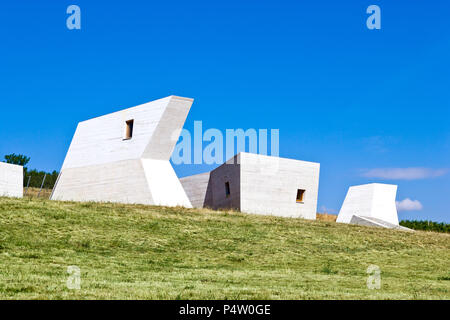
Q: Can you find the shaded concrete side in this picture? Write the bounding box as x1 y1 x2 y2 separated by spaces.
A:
350 215 390 228
239 153 319 219
51 159 154 205
209 159 241 211
180 172 211 208
0 162 23 198
350 215 413 231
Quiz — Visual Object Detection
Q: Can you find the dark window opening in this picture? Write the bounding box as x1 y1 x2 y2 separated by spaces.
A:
225 182 231 197
124 120 134 140
296 189 305 203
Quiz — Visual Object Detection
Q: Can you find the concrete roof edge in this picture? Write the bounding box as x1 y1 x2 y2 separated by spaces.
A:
77 96 177 124
236 152 320 166
350 182 398 188
169 95 194 102
0 162 23 169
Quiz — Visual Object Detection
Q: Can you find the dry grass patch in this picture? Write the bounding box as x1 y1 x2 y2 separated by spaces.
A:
317 213 338 222
23 187 52 199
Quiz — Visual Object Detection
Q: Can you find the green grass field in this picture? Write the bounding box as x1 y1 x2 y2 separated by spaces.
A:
0 197 449 300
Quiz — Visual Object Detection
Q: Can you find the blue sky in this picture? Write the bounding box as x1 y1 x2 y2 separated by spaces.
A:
0 1 449 222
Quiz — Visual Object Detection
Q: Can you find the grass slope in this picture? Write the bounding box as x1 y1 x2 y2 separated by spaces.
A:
0 197 449 300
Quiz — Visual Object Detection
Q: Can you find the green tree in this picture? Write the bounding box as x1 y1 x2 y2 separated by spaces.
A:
4 153 30 167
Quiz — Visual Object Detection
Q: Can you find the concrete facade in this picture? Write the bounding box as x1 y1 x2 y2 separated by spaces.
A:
51 96 193 207
0 162 23 198
337 183 402 229
180 152 320 219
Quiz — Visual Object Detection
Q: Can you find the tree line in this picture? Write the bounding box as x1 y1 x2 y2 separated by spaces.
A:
400 220 450 233
3 153 59 189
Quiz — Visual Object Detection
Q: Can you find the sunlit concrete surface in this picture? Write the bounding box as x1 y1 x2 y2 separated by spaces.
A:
0 162 23 198
337 183 406 229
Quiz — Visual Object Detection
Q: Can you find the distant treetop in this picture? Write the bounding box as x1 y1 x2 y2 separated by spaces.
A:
3 153 30 167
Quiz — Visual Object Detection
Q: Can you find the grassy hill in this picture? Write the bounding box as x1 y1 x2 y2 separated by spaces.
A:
0 197 449 300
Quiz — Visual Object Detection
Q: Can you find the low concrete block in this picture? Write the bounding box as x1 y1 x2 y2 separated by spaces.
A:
0 162 23 198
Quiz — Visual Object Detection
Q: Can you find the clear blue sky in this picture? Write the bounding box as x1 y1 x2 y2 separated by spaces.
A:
0 1 448 222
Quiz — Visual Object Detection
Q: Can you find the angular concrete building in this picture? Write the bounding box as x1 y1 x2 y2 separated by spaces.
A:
336 183 407 229
0 162 23 198
180 152 320 219
51 96 193 207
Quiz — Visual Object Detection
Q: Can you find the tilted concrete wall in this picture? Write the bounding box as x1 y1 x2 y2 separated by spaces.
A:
51 96 193 207
208 156 241 210
59 96 191 170
337 183 399 226
349 215 409 230
180 152 320 219
0 162 23 198
179 158 241 210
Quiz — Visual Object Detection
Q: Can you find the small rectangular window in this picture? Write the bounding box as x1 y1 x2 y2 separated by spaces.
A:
296 189 305 203
124 120 134 140
225 182 231 197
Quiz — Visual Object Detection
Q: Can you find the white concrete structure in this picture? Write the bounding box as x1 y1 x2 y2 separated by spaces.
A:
51 96 193 207
337 183 406 229
181 152 320 219
0 162 23 198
